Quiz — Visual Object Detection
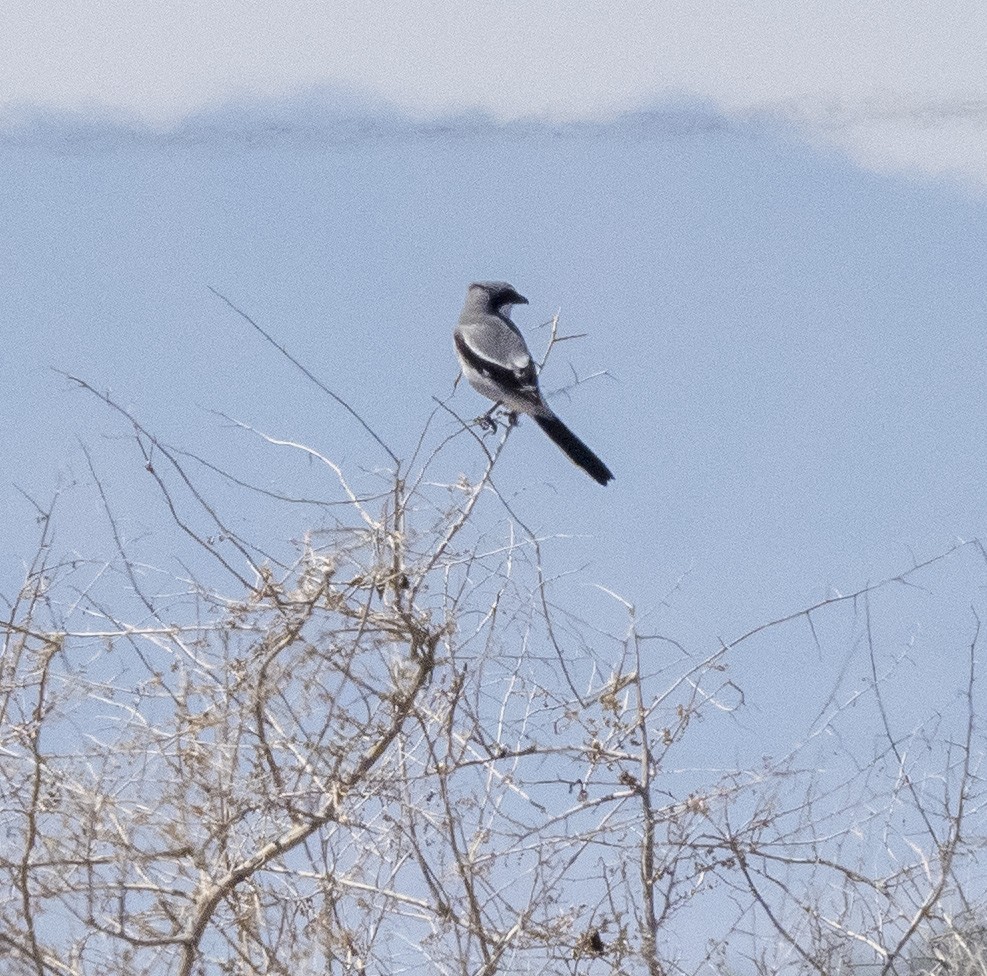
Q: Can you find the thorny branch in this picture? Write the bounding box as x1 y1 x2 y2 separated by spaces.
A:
0 325 983 975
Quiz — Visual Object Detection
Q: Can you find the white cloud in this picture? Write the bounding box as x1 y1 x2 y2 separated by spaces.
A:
751 95 987 189
4 0 987 183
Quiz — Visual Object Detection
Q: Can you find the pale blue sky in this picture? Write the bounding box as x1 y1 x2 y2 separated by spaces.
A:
3 95 983 683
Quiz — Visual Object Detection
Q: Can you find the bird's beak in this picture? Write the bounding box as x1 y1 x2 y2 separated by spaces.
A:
513 292 529 305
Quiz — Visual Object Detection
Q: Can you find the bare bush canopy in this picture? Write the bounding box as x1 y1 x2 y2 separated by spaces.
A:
2 309 986 976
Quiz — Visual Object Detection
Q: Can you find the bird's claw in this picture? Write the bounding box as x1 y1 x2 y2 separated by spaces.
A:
474 407 519 434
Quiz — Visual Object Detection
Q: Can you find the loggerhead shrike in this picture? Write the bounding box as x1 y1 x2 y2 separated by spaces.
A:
454 281 614 485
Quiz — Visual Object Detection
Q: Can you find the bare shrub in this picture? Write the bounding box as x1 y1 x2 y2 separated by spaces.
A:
2 316 986 975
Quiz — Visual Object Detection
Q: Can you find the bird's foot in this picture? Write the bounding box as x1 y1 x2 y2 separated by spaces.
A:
475 412 498 433
473 406 518 434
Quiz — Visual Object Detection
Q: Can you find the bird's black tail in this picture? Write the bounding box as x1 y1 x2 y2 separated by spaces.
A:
534 413 614 486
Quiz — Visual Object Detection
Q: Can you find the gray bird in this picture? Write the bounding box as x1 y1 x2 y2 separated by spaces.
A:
454 281 614 485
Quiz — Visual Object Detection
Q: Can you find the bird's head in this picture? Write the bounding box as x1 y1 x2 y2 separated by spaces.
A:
468 281 529 311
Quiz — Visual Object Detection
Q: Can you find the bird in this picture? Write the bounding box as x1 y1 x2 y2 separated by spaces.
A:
453 281 614 485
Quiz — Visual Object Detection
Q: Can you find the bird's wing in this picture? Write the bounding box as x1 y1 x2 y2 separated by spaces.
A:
454 318 543 412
